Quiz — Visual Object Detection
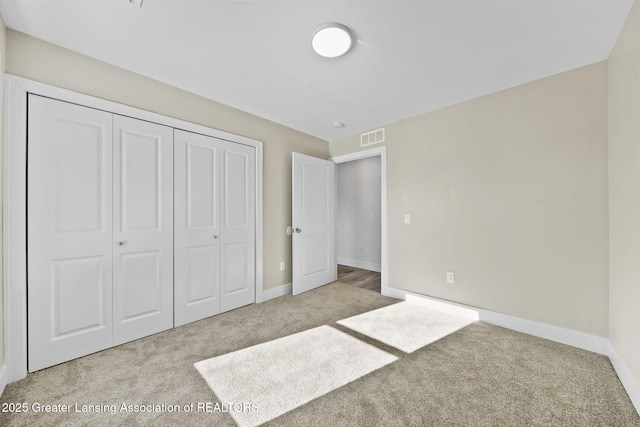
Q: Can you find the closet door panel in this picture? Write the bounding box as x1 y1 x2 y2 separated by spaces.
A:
174 130 221 326
223 242 249 293
113 115 173 345
220 142 256 312
27 95 113 372
120 250 162 318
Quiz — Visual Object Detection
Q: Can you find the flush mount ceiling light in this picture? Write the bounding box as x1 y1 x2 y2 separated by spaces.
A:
311 23 353 58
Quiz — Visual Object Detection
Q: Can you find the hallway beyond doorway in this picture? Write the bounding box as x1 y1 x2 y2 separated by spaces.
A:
337 265 381 293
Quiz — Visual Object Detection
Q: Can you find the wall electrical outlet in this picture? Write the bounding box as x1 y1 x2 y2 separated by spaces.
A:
446 271 455 284
280 261 285 271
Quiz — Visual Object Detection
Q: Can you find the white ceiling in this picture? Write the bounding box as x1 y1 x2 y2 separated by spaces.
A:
0 0 634 141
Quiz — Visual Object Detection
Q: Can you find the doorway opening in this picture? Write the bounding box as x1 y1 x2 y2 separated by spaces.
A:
332 147 386 294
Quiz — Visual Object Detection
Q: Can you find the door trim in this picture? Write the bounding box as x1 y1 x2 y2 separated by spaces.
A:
330 146 400 300
3 74 264 382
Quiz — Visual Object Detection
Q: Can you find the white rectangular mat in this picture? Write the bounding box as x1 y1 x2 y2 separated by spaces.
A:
194 325 397 427
337 301 474 353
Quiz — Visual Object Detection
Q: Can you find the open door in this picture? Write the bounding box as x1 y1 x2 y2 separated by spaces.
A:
291 153 337 295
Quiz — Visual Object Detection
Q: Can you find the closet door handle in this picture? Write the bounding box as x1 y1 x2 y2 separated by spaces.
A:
212 235 219 239
116 241 126 246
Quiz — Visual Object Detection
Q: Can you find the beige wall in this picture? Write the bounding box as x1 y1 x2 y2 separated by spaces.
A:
5 30 328 298
331 62 609 336
0 16 6 367
608 0 640 396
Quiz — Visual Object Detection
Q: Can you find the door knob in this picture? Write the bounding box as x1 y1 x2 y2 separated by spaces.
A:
287 226 302 235
116 241 126 246
212 235 219 239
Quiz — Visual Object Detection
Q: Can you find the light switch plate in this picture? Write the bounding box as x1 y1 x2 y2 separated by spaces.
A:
404 214 411 224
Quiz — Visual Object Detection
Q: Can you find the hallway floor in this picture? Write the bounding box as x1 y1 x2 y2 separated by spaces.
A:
337 265 381 293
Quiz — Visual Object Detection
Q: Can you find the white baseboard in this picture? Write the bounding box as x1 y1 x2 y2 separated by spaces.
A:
0 363 8 397
608 342 640 415
337 258 381 273
402 292 608 355
381 285 407 300
262 283 292 301
404 292 480 321
476 307 609 355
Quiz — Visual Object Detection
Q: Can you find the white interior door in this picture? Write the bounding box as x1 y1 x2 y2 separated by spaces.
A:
28 95 114 372
112 115 174 345
174 130 221 326
220 142 256 312
292 153 336 295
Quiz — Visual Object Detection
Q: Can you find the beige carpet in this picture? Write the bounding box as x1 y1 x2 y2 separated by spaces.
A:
337 301 474 353
0 282 638 426
194 325 397 427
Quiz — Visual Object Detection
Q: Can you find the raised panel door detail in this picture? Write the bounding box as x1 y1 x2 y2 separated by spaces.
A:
220 142 255 313
113 115 173 346
119 130 161 232
301 164 329 225
54 120 104 233
186 246 219 304
301 234 329 277
188 144 217 229
28 95 113 372
52 257 106 339
222 242 248 295
174 129 221 327
224 151 248 227
120 251 161 321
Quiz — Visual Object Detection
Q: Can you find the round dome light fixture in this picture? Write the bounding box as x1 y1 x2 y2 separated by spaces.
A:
311 23 353 58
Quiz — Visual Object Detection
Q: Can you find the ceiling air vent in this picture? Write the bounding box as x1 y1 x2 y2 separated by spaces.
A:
361 128 385 147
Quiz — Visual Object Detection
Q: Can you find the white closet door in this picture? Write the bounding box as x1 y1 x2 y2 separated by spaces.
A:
28 95 114 372
174 130 221 326
220 142 256 312
112 115 174 345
